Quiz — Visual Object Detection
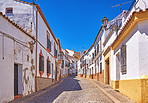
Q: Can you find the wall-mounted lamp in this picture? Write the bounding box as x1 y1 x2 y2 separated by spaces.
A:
101 17 109 30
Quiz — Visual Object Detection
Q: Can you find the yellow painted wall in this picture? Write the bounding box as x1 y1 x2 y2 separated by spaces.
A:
111 80 119 89
86 75 89 78
119 79 148 103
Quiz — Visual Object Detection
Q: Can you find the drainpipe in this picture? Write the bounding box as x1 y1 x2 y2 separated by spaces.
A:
35 8 38 92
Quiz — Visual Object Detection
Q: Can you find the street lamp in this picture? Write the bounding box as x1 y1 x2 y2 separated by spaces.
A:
101 17 109 30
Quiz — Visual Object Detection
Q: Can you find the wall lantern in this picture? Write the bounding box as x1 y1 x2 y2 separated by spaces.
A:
101 17 109 30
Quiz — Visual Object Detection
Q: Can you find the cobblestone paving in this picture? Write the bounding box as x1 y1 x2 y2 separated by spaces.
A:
14 76 113 103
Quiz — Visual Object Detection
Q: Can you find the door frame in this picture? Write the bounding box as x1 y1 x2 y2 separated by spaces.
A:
14 63 23 98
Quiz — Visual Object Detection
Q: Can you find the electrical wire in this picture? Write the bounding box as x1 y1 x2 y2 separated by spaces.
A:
0 30 30 49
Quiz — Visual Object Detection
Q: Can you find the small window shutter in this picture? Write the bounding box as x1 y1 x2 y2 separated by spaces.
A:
121 45 126 74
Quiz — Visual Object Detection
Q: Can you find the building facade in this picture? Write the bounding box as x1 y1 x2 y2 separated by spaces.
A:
0 0 64 102
0 12 36 103
78 0 148 102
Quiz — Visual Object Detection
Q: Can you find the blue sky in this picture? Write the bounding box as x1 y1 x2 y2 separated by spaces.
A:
26 0 133 52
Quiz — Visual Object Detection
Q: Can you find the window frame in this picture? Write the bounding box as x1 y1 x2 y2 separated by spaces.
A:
6 7 13 14
121 45 127 74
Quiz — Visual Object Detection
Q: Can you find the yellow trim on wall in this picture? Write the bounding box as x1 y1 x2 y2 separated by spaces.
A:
112 10 148 50
119 79 148 103
111 80 119 89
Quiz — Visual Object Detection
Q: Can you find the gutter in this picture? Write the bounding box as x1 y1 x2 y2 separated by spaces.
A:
35 7 38 92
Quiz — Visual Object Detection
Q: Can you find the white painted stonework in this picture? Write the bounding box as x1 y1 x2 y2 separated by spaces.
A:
0 14 35 103
0 0 36 36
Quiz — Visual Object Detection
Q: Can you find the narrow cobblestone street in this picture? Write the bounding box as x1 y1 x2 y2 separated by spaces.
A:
11 76 113 103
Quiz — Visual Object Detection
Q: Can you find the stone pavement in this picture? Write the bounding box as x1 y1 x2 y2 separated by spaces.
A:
10 76 114 103
87 78 135 103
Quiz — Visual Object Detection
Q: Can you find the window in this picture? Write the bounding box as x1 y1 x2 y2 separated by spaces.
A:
47 31 51 52
54 42 57 58
100 38 102 51
47 60 51 73
54 49 57 58
92 53 94 60
121 45 127 74
94 49 96 57
39 55 44 72
6 8 13 14
100 62 102 73
97 44 99 53
62 60 64 68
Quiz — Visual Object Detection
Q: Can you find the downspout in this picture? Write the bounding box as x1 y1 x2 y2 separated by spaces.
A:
35 7 38 92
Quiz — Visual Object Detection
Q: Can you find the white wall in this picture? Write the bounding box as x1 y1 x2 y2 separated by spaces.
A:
114 24 140 80
0 15 35 102
36 10 58 79
0 0 36 36
138 20 148 77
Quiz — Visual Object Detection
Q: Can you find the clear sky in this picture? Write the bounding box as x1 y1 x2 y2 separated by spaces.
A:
26 0 133 52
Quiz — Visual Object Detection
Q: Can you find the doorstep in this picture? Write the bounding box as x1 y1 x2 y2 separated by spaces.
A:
14 95 23 100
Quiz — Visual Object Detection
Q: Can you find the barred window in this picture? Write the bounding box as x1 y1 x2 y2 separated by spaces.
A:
100 38 102 51
47 60 51 73
97 44 99 53
47 31 51 51
39 55 44 72
121 45 127 74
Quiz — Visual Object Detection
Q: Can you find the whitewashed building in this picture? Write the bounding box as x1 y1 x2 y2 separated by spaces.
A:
78 0 148 102
62 49 70 76
0 0 61 98
66 49 78 75
0 12 36 103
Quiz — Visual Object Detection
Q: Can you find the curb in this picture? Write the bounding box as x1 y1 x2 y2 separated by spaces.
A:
83 77 121 103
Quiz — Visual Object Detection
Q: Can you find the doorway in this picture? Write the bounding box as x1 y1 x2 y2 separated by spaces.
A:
105 59 110 84
14 64 23 97
52 63 53 82
116 53 120 80
92 67 93 79
55 62 57 81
